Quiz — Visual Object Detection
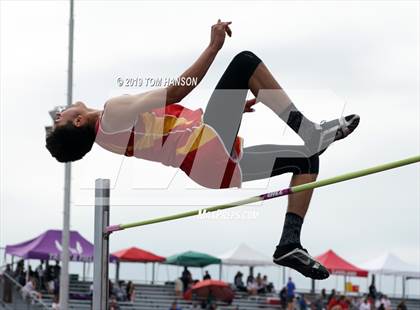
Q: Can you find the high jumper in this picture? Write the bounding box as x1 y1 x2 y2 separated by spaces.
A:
46 20 361 280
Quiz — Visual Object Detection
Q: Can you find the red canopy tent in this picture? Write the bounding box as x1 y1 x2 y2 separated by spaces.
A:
111 247 165 283
112 247 165 263
316 249 368 277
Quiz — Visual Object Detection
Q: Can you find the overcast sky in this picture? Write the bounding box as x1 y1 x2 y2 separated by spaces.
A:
1 1 419 295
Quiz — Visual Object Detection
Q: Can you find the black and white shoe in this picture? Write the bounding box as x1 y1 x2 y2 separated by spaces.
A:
310 114 360 155
273 246 330 280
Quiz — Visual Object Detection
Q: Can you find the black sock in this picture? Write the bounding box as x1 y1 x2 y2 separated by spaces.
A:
278 103 317 143
278 212 304 247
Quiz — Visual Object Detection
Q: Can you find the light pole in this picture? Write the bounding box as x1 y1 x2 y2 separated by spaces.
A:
45 1 74 308
45 2 74 308
60 1 74 309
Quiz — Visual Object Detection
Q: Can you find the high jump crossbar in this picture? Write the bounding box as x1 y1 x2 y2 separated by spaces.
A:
93 154 419 309
106 154 420 233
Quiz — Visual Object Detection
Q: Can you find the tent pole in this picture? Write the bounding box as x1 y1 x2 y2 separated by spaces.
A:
145 263 147 283
282 267 285 286
115 261 120 283
393 275 396 297
152 263 155 284
344 274 347 293
402 276 405 298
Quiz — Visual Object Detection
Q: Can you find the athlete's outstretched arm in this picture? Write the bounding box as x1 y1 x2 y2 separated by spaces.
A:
102 20 232 132
166 20 232 104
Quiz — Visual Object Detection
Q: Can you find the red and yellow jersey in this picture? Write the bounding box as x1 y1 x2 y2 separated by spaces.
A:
95 103 243 189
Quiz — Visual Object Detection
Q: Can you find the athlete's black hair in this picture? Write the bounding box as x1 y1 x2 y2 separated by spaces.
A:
45 121 96 162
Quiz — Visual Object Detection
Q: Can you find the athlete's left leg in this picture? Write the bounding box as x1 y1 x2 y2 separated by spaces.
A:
240 145 329 279
248 62 360 155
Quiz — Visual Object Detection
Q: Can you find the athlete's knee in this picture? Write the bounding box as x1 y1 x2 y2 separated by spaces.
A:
307 154 319 174
293 154 319 175
230 51 262 69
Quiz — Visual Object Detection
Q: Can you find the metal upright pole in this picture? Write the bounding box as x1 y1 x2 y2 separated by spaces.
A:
152 262 155 284
59 0 74 309
93 179 110 310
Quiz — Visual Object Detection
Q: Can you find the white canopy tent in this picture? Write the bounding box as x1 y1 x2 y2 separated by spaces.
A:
218 243 273 266
217 243 274 281
360 252 419 277
360 252 420 297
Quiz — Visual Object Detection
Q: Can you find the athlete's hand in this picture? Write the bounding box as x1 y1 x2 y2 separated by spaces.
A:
244 98 258 113
209 19 232 52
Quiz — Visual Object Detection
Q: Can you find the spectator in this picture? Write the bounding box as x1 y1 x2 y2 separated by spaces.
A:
262 275 274 293
191 301 200 309
109 280 114 297
21 277 42 302
246 277 258 296
126 281 135 303
246 273 254 285
203 270 211 280
174 277 184 297
321 288 327 299
381 295 391 310
209 303 218 310
350 296 361 309
359 298 370 310
286 277 296 310
368 276 377 300
181 267 192 293
234 271 246 292
375 294 384 309
53 261 61 280
328 289 336 303
113 281 127 301
51 294 60 310
312 294 324 310
169 300 182 310
14 259 26 285
35 260 45 290
321 288 327 301
279 286 287 309
338 295 349 310
53 276 60 296
109 295 120 310
256 273 265 294
297 294 308 310
327 293 339 310
2 264 13 303
396 300 407 310
27 265 35 280
45 262 54 283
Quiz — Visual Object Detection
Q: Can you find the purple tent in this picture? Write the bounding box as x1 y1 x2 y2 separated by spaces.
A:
5 229 106 262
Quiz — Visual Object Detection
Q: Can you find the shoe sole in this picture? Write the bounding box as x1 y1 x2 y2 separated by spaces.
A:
273 248 330 280
318 114 360 156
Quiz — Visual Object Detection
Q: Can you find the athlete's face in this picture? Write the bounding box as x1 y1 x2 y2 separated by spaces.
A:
53 101 88 129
